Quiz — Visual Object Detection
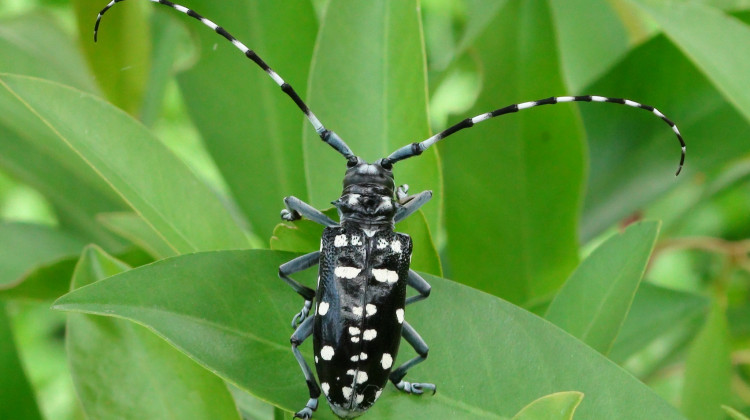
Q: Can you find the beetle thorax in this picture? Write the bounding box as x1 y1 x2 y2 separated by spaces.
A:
334 160 398 228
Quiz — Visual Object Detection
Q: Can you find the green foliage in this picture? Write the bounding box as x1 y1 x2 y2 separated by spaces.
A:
1 0 749 419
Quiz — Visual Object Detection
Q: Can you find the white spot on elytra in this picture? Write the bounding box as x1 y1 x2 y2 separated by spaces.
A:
377 238 388 249
352 306 363 317
356 394 364 404
321 346 334 360
349 327 360 335
315 356 318 363
363 329 377 341
372 268 399 284
360 352 368 360
381 353 393 369
335 266 361 279
321 383 330 395
396 308 404 324
391 240 402 253
356 371 368 384
347 369 355 376
342 387 352 399
318 301 329 316
334 234 347 247
350 355 359 362
351 235 362 246
351 336 360 343
366 304 377 316
375 389 382 400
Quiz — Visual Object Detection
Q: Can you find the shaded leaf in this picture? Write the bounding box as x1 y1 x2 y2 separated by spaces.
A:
442 0 582 303
72 0 151 115
67 245 239 420
98 212 176 259
609 282 709 364
682 301 731 420
0 74 248 253
0 302 43 420
176 0 318 239
580 36 750 241
55 249 685 419
545 221 660 354
511 391 584 420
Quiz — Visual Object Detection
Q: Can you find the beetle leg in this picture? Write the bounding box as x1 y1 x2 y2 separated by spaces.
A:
389 321 436 395
405 270 431 306
279 252 320 327
282 196 338 227
394 190 432 223
291 316 320 419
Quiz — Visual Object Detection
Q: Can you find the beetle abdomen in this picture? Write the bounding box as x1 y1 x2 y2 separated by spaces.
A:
314 225 412 417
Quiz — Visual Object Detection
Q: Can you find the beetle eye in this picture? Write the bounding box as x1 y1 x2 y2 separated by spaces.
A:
347 157 358 168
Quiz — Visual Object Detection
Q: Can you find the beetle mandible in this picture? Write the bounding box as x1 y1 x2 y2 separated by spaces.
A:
95 1 686 418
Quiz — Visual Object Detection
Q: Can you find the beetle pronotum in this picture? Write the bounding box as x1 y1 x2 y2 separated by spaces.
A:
95 1 685 418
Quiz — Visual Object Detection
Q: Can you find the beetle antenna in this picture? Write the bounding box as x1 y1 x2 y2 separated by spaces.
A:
384 95 686 176
94 0 355 160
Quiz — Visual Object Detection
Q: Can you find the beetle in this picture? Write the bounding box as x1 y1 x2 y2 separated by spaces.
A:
95 1 686 418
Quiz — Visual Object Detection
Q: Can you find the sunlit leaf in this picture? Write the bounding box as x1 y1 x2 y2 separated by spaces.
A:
511 391 584 420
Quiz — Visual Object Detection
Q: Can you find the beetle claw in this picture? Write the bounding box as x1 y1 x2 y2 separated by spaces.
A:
396 380 436 395
291 300 312 328
281 208 301 222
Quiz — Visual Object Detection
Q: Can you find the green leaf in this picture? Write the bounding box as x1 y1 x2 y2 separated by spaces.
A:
545 221 660 354
0 16 128 248
66 245 239 420
723 405 750 420
442 0 583 303
303 0 443 239
0 223 85 289
511 391 584 420
580 35 750 241
0 13 97 93
628 0 750 125
0 301 43 420
176 0 318 239
0 74 248 253
54 249 685 419
682 301 731 420
548 0 630 92
98 212 177 259
609 282 709 364
72 0 151 115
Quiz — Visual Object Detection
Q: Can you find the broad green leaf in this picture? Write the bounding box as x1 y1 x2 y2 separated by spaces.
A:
545 221 660 354
0 13 97 93
0 223 85 289
303 0 443 239
682 301 731 420
0 257 78 301
271 208 442 276
723 406 750 420
0 302 43 420
67 245 239 420
98 212 177 259
548 0 630 92
442 0 583 303
511 391 584 420
176 0 317 239
628 0 750 125
72 0 151 115
0 15 127 248
609 282 709 364
580 36 750 241
0 74 248 253
55 250 685 419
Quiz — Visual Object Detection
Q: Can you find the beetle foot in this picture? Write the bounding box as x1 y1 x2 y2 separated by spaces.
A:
395 380 436 395
293 398 318 419
291 300 313 328
281 208 301 222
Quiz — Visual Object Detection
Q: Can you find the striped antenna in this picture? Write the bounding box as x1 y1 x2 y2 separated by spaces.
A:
94 0 355 160
385 95 686 176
